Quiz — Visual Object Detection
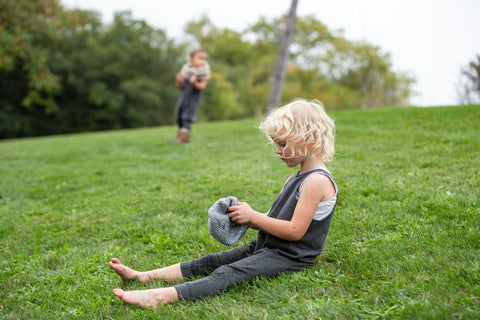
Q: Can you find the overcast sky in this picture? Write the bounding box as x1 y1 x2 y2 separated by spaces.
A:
62 0 480 107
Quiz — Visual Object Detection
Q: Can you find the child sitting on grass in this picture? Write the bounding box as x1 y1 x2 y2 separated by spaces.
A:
109 98 338 309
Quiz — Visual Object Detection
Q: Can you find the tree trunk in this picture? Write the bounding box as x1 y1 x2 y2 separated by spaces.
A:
266 0 298 112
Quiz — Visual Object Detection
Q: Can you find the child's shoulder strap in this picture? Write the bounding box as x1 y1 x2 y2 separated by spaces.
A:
309 168 337 194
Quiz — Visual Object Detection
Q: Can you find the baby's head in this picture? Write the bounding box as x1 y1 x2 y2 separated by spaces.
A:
189 49 208 67
260 99 335 161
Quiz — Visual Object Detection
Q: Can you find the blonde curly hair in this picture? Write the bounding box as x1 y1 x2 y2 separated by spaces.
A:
259 99 335 161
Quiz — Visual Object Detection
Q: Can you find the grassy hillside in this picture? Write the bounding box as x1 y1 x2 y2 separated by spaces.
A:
1 105 479 319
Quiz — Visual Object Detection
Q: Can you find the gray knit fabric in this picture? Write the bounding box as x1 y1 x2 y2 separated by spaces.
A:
208 196 250 246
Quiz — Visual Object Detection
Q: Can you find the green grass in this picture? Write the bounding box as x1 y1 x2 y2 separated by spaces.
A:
1 105 479 319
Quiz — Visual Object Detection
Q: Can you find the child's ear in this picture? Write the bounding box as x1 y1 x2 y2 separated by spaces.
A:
304 132 316 148
304 132 314 142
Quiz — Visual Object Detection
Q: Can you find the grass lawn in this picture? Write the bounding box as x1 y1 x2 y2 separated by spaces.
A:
0 105 479 319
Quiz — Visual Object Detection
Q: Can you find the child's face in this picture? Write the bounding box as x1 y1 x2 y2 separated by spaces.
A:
274 139 305 168
190 51 208 67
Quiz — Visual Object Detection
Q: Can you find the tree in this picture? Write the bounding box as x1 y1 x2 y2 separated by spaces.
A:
1 7 185 138
184 17 259 117
266 0 298 112
0 8 416 138
249 15 414 110
49 10 184 132
0 0 68 138
334 42 414 109
0 0 62 113
457 55 480 104
198 72 242 121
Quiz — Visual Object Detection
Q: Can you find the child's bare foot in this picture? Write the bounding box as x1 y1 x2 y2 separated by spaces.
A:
110 258 183 283
109 258 144 283
112 287 178 309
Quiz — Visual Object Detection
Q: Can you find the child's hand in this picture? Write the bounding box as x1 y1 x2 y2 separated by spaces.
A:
176 72 184 83
189 74 197 83
228 202 256 225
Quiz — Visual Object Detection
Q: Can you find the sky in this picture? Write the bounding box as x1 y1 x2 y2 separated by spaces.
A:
61 0 480 107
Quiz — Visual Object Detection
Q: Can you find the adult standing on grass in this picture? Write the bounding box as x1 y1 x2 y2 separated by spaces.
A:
173 49 210 144
109 99 338 308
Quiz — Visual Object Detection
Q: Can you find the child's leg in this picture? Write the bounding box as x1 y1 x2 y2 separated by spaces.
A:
175 105 191 143
111 242 256 308
110 242 255 285
181 241 256 278
109 258 183 283
175 247 308 301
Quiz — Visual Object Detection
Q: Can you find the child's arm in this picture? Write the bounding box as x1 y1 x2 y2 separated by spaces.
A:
176 72 185 89
190 75 208 91
229 174 335 241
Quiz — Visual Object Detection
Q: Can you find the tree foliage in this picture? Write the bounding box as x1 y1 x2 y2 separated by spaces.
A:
457 55 480 104
188 14 414 114
49 10 184 133
1 3 184 138
0 2 415 138
0 0 62 111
